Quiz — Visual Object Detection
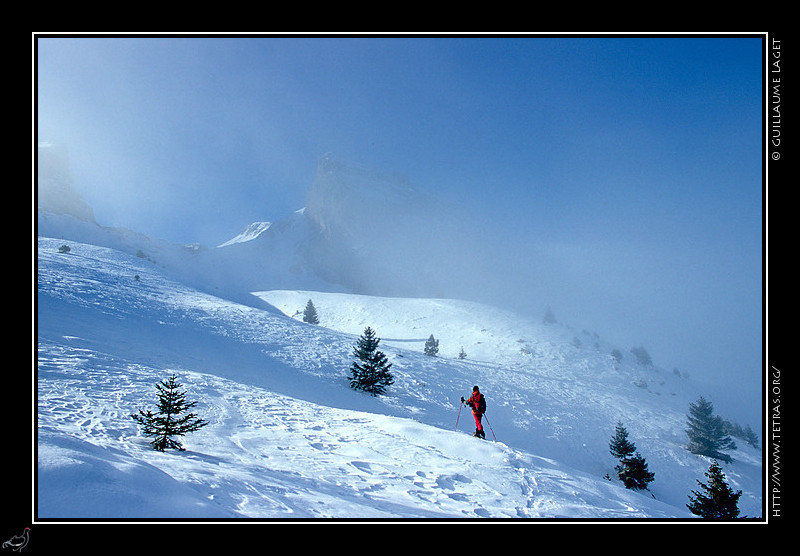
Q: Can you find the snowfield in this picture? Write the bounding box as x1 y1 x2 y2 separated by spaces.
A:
35 235 763 521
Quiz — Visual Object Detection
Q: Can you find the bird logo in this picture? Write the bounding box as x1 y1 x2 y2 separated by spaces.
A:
2 528 29 552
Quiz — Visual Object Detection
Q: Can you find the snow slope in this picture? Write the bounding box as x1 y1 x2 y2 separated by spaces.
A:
216 221 272 248
36 234 762 520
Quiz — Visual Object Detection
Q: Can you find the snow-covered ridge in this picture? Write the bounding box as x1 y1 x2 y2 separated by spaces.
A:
36 236 763 519
217 221 272 247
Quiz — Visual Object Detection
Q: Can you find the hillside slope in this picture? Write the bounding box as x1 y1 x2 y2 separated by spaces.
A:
36 236 762 519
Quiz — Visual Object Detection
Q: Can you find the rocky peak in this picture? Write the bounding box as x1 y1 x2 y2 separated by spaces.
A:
304 153 420 246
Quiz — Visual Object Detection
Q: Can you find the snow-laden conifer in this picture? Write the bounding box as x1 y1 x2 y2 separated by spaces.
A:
686 396 736 463
687 460 742 518
348 327 394 395
303 299 320 324
131 374 209 452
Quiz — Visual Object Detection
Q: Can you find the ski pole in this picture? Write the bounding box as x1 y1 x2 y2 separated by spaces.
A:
455 401 463 431
483 412 497 442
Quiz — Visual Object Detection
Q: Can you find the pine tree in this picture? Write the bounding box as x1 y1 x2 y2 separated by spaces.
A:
687 460 742 518
609 422 655 491
721 418 760 449
630 344 652 367
609 421 636 460
458 346 467 360
303 299 319 324
424 334 439 357
348 327 394 396
743 424 760 449
686 397 736 463
617 452 656 491
131 374 209 452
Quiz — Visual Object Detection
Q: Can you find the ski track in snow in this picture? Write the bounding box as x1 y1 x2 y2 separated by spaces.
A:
35 237 762 520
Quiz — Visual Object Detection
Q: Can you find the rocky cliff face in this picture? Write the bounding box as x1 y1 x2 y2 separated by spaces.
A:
37 143 96 223
300 153 453 297
36 148 482 304
304 153 423 250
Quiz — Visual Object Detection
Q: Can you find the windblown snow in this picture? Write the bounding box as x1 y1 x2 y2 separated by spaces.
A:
36 233 763 520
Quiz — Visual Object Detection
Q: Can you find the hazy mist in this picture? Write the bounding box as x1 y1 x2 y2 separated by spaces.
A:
35 35 763 425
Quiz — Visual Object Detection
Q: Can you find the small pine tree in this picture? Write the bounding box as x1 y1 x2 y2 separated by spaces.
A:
617 452 655 491
131 374 209 452
609 421 636 460
424 334 439 357
686 397 736 463
609 422 655 491
743 424 760 449
543 306 557 324
348 327 394 396
630 344 652 367
687 460 742 518
458 346 467 360
721 418 760 449
303 299 319 324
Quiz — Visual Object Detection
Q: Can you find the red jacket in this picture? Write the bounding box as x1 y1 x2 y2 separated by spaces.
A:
467 391 485 414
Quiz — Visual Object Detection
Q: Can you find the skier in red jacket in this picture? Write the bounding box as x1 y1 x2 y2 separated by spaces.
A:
462 386 486 439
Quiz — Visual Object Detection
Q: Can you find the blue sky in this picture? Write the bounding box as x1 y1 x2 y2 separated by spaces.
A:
36 34 764 423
